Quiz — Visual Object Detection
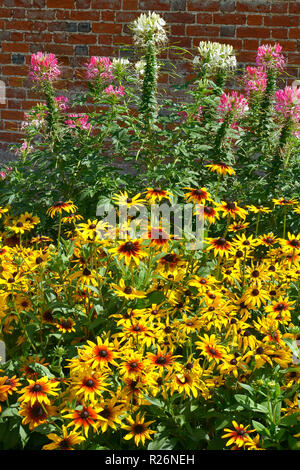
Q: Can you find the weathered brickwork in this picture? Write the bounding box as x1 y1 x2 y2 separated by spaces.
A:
0 0 299 151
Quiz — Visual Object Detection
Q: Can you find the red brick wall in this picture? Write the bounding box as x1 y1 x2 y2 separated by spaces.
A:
0 0 299 153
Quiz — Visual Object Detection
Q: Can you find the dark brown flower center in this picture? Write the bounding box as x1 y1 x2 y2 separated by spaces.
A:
156 356 167 365
225 201 236 210
85 379 95 388
80 410 90 419
32 403 45 418
133 424 145 434
98 349 108 357
32 383 43 393
100 408 111 419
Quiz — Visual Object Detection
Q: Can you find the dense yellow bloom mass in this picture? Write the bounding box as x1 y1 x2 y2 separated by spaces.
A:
0 190 298 451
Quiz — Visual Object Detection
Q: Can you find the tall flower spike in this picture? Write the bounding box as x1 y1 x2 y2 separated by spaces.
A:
131 11 168 48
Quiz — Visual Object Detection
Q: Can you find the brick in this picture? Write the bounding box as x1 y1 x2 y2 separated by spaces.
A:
92 23 122 34
237 27 270 38
115 11 139 23
220 0 236 13
74 45 88 55
264 16 299 28
247 15 262 26
69 33 97 44
48 22 77 32
89 45 114 56
289 3 300 15
3 0 31 6
1 110 25 120
186 25 219 36
101 11 115 22
113 35 134 45
96 34 112 45
71 11 99 21
32 0 46 6
0 31 11 41
169 36 191 48
6 20 33 30
0 132 23 142
0 53 11 64
238 50 257 62
187 0 219 12
290 28 300 40
47 0 74 7
78 22 92 32
164 12 195 23
139 0 170 10
171 24 185 35
213 13 246 25
2 65 28 76
243 39 260 50
237 1 270 13
220 25 236 37
10 32 24 42
12 54 25 64
272 29 288 40
7 77 24 87
196 13 213 24
76 0 91 8
123 0 138 9
25 33 52 43
27 10 56 20
272 3 288 14
170 0 186 11
91 0 121 8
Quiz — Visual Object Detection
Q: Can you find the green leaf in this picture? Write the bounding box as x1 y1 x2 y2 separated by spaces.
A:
0 405 20 418
234 394 257 410
29 362 55 379
252 420 270 436
148 436 177 450
283 338 300 360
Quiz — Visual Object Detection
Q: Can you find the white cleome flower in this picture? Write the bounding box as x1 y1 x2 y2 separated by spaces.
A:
111 58 130 71
194 41 237 72
131 11 168 47
134 59 146 78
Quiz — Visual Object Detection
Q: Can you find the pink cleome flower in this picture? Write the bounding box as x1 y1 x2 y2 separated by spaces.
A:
104 85 125 96
65 113 92 130
275 86 300 122
29 52 61 83
0 167 12 180
256 43 286 71
54 96 69 112
243 66 267 96
218 91 249 119
85 56 114 82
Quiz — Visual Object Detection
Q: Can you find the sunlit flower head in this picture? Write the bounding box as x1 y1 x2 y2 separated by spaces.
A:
131 11 167 47
29 52 61 83
256 43 286 71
